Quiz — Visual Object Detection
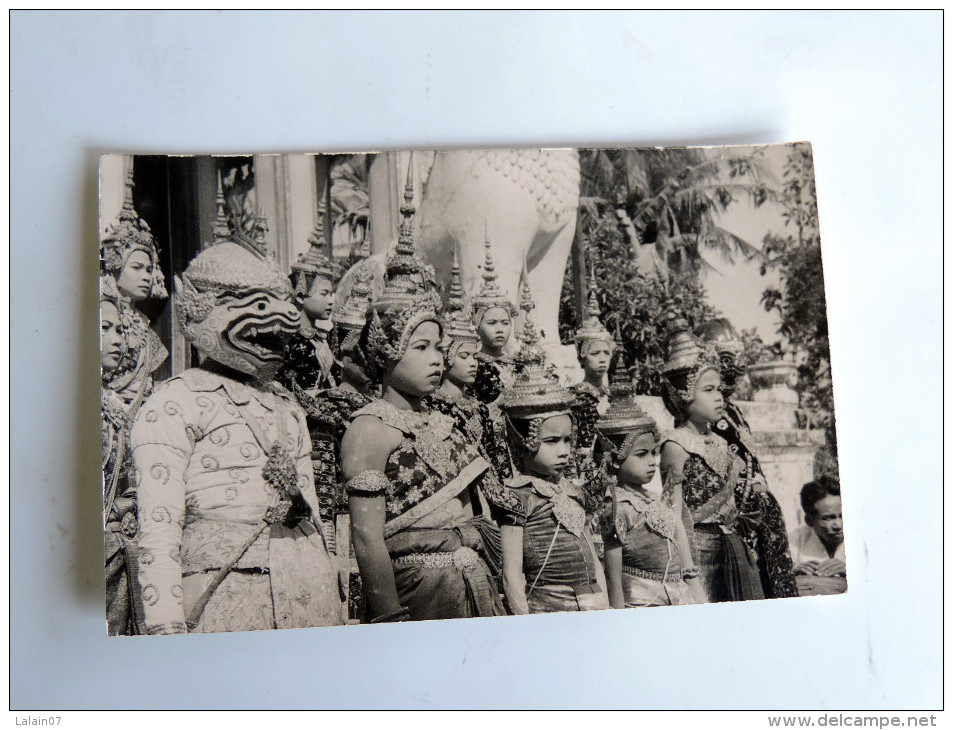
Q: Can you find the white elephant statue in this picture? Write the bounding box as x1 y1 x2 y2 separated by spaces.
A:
335 148 582 375
417 149 581 372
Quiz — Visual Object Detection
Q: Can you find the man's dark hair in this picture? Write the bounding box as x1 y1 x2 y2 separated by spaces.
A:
800 476 841 521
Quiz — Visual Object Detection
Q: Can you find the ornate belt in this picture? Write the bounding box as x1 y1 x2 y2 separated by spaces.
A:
393 546 481 570
622 565 684 584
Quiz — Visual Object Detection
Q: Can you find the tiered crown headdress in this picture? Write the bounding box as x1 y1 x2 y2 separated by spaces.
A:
441 250 481 367
362 157 442 377
291 208 336 299
574 270 614 356
694 317 746 390
501 278 574 453
100 162 168 299
470 229 518 325
333 263 374 354
597 355 658 468
661 310 721 406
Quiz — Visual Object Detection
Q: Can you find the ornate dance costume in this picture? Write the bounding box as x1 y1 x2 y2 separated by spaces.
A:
570 380 609 457
694 318 798 599
473 354 517 405
470 234 519 405
661 318 762 603
277 223 338 393
596 360 696 607
346 399 515 620
499 474 608 613
344 166 517 622
99 165 169 635
497 278 608 613
715 402 798 598
660 427 762 602
604 487 695 607
131 235 342 634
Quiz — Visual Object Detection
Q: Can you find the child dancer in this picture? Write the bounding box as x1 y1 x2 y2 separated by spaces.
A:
694 318 799 599
497 282 608 614
597 359 705 608
659 316 763 603
570 283 614 459
426 251 514 482
471 235 519 405
278 223 337 393
340 172 508 622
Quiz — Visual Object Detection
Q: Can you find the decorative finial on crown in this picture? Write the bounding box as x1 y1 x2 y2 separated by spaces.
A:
470 224 518 323
447 248 466 313
212 170 231 243
597 350 657 442
501 277 574 420
291 208 335 297
395 153 417 259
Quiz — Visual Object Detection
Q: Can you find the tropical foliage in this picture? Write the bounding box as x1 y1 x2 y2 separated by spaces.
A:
758 143 838 478
578 146 776 275
559 196 720 396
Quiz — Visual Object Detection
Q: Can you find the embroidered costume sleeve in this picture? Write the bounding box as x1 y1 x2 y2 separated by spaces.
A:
129 380 193 633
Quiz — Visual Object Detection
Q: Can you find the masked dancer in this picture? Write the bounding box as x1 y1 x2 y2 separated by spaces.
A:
129 229 342 634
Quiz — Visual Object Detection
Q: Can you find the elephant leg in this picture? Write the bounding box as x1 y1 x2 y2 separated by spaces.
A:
527 218 582 380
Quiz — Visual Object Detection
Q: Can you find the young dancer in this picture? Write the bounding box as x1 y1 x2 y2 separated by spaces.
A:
597 360 705 608
659 317 763 603
497 282 608 614
471 235 519 405
340 174 510 622
694 318 799 599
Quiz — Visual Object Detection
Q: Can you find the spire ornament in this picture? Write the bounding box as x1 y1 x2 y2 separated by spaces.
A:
441 249 481 367
470 227 518 325
361 159 442 379
291 208 336 299
573 267 614 356
500 279 573 424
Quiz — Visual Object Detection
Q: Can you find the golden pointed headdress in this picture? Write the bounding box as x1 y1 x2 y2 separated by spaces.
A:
442 249 481 366
363 156 442 376
100 161 168 299
470 227 518 325
291 210 336 299
598 355 657 438
661 309 721 404
574 270 614 355
501 278 574 421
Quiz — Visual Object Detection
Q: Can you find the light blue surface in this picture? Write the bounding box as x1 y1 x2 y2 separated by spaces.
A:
10 10 941 709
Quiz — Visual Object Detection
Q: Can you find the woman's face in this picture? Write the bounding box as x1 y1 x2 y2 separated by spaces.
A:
617 432 658 487
523 414 572 478
581 340 613 378
100 301 123 371
477 307 512 352
386 321 444 398
116 249 155 301
446 341 480 387
687 368 725 425
301 277 334 324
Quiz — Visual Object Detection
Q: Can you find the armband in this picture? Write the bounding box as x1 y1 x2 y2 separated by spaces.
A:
347 469 390 496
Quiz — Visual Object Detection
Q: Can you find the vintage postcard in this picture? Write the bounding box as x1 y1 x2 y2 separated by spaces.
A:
98 144 841 636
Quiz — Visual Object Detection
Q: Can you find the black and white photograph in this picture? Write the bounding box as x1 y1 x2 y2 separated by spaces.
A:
12 9 940 713
99 144 841 635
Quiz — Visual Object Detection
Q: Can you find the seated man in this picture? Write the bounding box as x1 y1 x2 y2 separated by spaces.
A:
789 477 846 596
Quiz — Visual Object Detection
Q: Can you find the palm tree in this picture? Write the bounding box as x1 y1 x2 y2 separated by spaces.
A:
621 146 777 274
